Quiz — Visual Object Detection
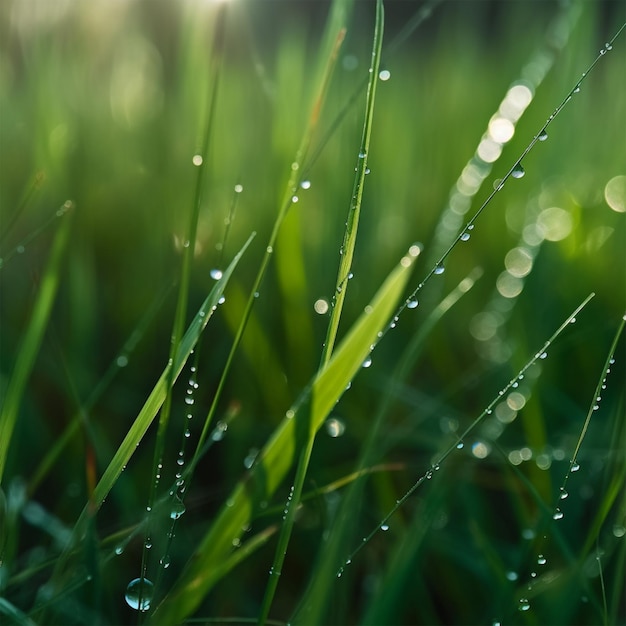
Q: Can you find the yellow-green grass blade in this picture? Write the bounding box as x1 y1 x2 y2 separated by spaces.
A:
42 233 254 596
0 204 73 485
150 246 418 624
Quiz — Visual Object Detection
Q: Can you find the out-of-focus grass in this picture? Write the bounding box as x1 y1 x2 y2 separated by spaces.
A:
0 0 624 624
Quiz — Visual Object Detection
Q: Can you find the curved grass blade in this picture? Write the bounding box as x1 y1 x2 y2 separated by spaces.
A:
150 245 418 625
291 266 483 624
0 202 73 485
39 233 254 610
258 3 384 622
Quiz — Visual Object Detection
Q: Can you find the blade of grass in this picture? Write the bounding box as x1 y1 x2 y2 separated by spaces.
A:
150 244 418 625
334 294 595 578
291 266 483 624
37 233 254 614
0 202 73 485
257 2 384 623
185 0 351 486
141 0 229 584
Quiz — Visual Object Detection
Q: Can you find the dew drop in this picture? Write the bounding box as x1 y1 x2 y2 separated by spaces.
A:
506 571 518 581
362 356 372 368
574 84 581 94
434 263 445 275
234 184 243 193
538 130 548 141
125 578 154 612
115 545 124 556
379 69 391 81
210 268 223 281
512 163 525 179
291 195 299 203
300 180 311 190
380 523 389 531
192 155 203 166
518 598 530 612
358 151 367 159
460 231 471 241
559 488 568 500
553 509 564 520
406 297 419 309
456 442 464 449
160 555 171 569
571 462 580 472
537 554 547 565
170 496 186 520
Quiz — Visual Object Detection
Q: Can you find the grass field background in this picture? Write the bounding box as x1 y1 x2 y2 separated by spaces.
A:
0 1 625 624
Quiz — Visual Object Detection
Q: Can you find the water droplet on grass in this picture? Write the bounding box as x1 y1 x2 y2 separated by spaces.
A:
559 489 568 500
460 232 471 241
406 298 419 309
379 69 391 81
518 598 530 611
573 85 581 93
380 523 389 531
537 554 547 565
300 180 311 190
362 356 372 368
553 509 564 520
512 163 525 178
434 263 445 275
538 130 548 141
571 462 580 472
170 496 186 520
210 268 223 280
125 578 154 612
192 155 203 166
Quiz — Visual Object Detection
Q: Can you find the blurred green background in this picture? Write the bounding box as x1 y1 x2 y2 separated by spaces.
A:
0 0 624 624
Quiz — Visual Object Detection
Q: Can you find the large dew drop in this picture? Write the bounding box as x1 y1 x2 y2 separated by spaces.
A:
125 577 154 612
512 163 525 179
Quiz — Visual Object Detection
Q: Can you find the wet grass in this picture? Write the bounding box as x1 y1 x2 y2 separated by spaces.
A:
0 1 625 624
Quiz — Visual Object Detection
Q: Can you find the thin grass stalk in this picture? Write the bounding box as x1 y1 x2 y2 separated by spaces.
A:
336 293 595 575
0 202 73 484
257 3 383 623
138 2 228 607
402 21 626 310
187 3 349 482
36 234 253 622
290 268 482 623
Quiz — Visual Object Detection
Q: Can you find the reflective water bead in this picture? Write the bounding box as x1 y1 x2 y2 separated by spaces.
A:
125 578 154 612
571 462 580 472
170 497 186 520
538 130 548 141
553 509 564 520
512 163 525 179
460 232 471 241
434 263 445 275
406 297 419 309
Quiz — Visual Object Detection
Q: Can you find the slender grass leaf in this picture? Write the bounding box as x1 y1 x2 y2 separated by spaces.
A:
41 233 254 603
0 206 73 485
150 246 418 624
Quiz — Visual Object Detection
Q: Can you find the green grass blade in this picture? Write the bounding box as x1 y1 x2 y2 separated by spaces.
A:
0 204 73 485
257 3 384 622
40 233 254 602
150 245 418 625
